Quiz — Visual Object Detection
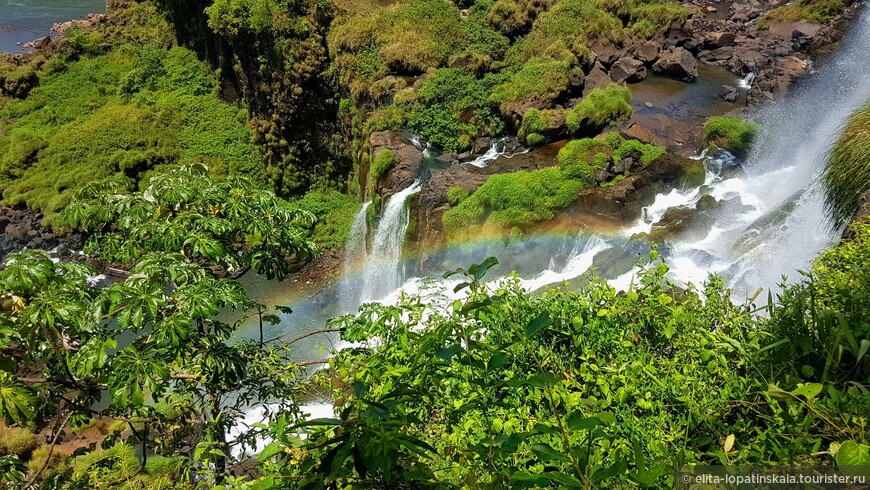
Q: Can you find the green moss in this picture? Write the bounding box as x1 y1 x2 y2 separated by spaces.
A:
824 104 870 228
370 149 395 184
759 0 844 27
680 160 707 189
0 43 261 228
568 84 633 134
447 186 470 206
294 190 362 249
703 116 758 154
0 427 38 458
613 138 666 167
490 60 572 115
442 167 587 237
602 174 625 188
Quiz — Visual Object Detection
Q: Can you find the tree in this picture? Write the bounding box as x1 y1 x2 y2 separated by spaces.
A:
62 162 319 280
0 165 324 487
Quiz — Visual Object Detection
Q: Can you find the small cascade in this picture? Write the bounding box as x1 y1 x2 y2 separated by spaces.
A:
344 201 371 269
466 137 529 168
520 235 610 292
738 72 755 90
361 181 423 301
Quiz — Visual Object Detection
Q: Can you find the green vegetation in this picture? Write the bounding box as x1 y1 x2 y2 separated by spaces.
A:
0 427 37 458
568 83 633 133
824 104 870 228
369 149 395 185
63 164 317 280
760 0 844 27
0 40 261 229
254 220 870 487
703 116 759 155
490 60 573 116
407 68 506 152
0 167 317 488
447 186 470 206
443 133 667 238
443 168 587 238
294 189 363 249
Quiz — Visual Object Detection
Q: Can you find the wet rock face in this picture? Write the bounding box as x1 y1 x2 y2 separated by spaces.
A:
0 208 85 259
370 131 424 202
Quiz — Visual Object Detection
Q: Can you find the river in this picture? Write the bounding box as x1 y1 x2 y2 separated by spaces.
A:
0 0 105 52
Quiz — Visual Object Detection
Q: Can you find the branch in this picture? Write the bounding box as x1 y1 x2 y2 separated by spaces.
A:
24 407 72 487
284 329 341 347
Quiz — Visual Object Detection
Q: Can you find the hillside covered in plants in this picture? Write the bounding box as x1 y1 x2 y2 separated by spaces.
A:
0 0 869 488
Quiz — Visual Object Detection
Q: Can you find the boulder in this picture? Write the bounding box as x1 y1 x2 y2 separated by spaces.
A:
704 32 737 49
370 131 424 201
652 47 699 81
610 57 646 83
633 41 660 64
582 62 613 96
622 124 667 148
4 223 28 240
590 42 624 68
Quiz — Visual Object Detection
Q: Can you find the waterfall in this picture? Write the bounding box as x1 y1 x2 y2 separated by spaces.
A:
621 6 870 295
361 181 423 301
344 201 371 268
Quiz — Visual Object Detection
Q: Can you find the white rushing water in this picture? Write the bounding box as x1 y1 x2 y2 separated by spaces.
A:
465 137 530 168
344 201 371 267
360 181 423 301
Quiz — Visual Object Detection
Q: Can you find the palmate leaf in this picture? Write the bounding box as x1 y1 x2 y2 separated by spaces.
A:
0 372 37 424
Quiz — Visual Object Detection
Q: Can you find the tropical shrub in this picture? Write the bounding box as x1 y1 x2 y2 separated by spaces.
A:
407 68 506 152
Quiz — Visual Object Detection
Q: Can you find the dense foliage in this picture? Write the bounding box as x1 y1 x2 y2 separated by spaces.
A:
824 103 870 228
251 219 870 488
0 169 320 489
0 8 262 228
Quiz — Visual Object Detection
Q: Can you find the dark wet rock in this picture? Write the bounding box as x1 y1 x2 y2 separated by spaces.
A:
631 40 660 64
723 91 739 102
370 131 424 202
610 57 646 83
590 42 624 68
472 138 492 155
595 169 609 183
695 194 720 211
0 207 84 260
652 47 699 81
581 62 612 96
648 205 714 242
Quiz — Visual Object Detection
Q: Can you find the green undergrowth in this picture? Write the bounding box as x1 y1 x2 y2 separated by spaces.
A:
443 132 665 238
309 219 870 487
0 27 260 229
759 0 844 27
519 84 633 145
330 0 683 152
703 116 758 155
286 189 362 250
823 103 870 228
